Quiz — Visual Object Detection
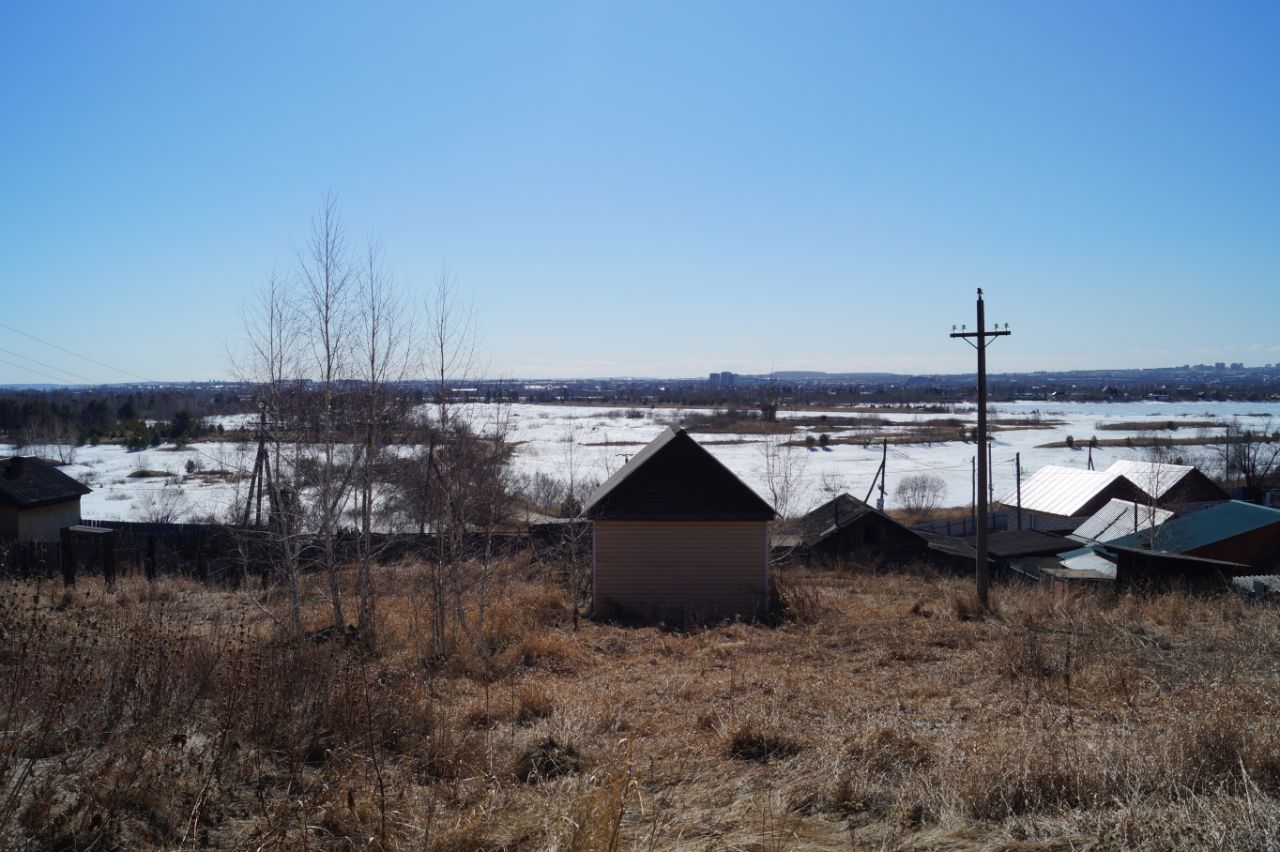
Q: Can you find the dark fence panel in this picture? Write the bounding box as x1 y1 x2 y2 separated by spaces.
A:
1 519 571 582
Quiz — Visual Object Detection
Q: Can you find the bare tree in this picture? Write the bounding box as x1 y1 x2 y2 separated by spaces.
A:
407 271 490 656
1216 418 1280 491
22 417 78 465
297 193 359 633
1132 443 1188 548
425 267 478 434
558 425 598 607
136 483 189 524
895 473 946 518
759 430 807 518
351 238 414 649
233 270 307 635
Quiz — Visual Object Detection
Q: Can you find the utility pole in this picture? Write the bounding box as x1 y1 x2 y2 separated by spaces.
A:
987 437 995 518
878 438 887 511
1015 452 1023 531
863 438 888 508
951 289 1011 609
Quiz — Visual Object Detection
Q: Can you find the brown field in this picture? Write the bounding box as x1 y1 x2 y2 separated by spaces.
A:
1035 435 1227 449
1095 421 1220 432
3 562 1279 850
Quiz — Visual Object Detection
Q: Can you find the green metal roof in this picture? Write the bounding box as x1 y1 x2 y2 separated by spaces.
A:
1108 500 1280 554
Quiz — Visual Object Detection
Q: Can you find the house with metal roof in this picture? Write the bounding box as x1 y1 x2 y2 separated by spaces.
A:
1107 500 1280 569
1046 500 1280 590
1102 459 1228 506
0 456 91 542
997 465 1147 525
583 427 775 622
1071 498 1175 545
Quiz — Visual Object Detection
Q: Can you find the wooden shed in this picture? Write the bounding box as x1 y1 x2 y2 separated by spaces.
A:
0 456 91 542
582 427 775 622
780 493 928 566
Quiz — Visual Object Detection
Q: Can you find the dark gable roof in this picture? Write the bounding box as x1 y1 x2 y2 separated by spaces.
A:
971 529 1075 559
0 456 91 509
583 427 775 521
789 493 911 548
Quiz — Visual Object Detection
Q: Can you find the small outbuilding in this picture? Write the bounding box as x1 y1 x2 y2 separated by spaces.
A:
582 427 775 622
0 456 91 542
781 493 928 566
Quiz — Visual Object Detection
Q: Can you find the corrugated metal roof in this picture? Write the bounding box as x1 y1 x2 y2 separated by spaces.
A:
1072 499 1174 543
1043 565 1114 581
1108 500 1280 554
1058 546 1118 578
1104 460 1195 500
1233 575 1280 594
998 465 1131 517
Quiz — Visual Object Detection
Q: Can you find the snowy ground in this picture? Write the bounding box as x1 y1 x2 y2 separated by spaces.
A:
5 400 1275 523
496 400 1277 517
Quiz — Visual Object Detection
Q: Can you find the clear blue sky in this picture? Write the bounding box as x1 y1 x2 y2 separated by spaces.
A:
2 1 1277 383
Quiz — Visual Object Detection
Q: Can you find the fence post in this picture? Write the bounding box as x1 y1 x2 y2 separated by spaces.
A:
60 527 76 587
146 534 157 581
102 532 117 591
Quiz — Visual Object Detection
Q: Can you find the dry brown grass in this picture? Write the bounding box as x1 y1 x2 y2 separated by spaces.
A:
2 563 1280 849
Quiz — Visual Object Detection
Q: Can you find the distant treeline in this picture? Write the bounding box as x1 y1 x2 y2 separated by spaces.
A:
0 388 245 449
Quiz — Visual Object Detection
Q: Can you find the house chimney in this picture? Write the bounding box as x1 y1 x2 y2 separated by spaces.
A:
6 457 24 478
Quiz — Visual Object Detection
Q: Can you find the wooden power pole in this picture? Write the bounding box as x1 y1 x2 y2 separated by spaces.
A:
951 289 1011 609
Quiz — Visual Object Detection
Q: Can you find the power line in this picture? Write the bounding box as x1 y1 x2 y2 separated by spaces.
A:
0 321 152 383
0 356 74 385
0 345 98 384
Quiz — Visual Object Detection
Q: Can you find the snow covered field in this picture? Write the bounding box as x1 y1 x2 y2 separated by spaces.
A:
497 400 1277 516
4 400 1275 523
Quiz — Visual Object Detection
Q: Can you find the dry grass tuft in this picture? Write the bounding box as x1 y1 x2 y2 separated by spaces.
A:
950 588 986 621
514 683 556 724
770 571 827 624
513 736 583 783
725 719 805 763
850 726 936 773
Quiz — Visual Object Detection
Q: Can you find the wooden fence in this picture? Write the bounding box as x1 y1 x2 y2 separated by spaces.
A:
0 518 581 584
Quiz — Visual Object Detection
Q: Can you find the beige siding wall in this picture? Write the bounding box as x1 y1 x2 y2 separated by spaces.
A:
13 501 81 542
594 520 768 621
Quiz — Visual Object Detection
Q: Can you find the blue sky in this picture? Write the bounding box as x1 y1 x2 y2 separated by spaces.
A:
2 1 1277 383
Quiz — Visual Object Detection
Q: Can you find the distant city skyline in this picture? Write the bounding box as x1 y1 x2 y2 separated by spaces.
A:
2 2 1277 385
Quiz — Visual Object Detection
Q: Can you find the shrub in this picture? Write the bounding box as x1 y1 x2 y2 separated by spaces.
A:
895 473 946 518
